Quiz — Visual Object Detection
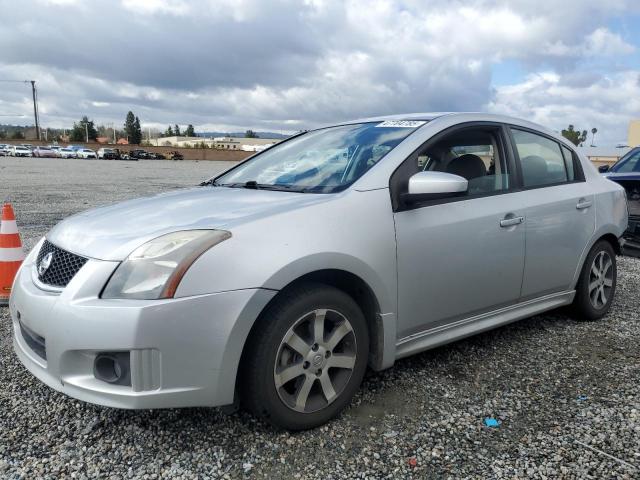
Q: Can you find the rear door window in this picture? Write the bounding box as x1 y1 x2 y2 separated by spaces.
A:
511 129 568 188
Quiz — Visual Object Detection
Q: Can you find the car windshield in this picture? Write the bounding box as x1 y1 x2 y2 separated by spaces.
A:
610 148 640 173
213 121 425 193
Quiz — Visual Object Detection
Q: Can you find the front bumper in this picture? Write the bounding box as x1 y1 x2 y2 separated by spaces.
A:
9 256 276 409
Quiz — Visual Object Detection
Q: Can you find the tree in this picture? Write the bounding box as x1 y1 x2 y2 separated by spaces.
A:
164 125 174 137
174 124 181 136
561 125 588 146
591 127 598 146
11 130 25 140
70 116 98 142
133 116 143 144
124 111 136 143
245 129 258 138
185 124 195 137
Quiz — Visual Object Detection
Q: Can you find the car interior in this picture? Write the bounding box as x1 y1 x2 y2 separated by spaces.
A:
414 128 510 195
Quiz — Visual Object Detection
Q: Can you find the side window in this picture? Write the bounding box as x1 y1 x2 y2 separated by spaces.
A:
412 128 509 196
614 150 640 173
512 129 568 188
561 145 576 181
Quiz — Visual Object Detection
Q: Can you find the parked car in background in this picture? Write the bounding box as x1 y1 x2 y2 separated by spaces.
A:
33 146 55 158
19 144 34 151
169 151 184 161
67 145 83 151
48 146 62 157
600 147 640 257
58 148 77 158
129 149 150 159
9 145 33 157
77 148 97 159
147 152 166 160
97 148 119 160
9 113 628 430
0 144 10 156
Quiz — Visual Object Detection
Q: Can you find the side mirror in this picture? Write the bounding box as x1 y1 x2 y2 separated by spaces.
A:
402 171 468 205
598 165 610 173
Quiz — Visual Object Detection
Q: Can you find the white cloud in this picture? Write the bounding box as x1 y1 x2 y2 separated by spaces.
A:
1 0 639 143
584 28 636 56
121 0 191 16
36 0 80 5
488 71 640 143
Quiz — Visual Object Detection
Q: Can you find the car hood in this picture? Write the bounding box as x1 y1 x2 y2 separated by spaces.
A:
48 186 331 261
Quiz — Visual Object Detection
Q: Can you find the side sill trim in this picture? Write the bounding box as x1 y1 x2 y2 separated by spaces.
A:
395 291 575 360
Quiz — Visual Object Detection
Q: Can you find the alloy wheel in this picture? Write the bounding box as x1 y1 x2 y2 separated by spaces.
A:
273 309 357 413
588 250 613 309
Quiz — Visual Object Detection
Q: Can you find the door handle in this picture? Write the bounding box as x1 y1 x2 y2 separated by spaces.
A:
576 199 593 210
500 215 524 228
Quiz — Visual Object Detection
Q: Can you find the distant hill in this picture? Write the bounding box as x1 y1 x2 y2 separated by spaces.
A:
195 131 291 139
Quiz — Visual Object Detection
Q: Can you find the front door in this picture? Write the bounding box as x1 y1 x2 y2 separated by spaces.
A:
392 125 526 338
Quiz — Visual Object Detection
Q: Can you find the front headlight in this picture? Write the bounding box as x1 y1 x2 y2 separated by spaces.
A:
102 230 231 300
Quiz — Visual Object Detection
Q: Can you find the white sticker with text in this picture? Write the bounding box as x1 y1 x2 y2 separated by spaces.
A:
376 120 426 128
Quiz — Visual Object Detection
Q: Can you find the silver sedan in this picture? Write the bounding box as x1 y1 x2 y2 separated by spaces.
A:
10 113 628 430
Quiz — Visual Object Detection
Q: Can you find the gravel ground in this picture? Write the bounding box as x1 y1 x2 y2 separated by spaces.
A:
0 157 639 479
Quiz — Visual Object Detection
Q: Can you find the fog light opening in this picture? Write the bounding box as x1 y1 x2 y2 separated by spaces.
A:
94 354 123 384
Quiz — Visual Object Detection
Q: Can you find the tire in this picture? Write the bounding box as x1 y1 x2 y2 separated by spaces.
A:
572 240 617 321
240 283 369 430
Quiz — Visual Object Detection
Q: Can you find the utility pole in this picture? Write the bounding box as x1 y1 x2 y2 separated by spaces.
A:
84 121 89 143
30 81 40 141
0 80 40 138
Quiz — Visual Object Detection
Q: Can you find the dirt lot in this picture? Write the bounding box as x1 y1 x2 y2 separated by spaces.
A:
0 157 639 479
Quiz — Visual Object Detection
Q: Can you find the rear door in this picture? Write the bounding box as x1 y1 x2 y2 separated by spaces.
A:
509 128 596 298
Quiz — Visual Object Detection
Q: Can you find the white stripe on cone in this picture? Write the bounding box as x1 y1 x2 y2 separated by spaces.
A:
0 247 25 262
0 220 19 234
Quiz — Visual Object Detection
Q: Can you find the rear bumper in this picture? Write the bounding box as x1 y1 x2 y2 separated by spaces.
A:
9 257 276 409
622 217 640 258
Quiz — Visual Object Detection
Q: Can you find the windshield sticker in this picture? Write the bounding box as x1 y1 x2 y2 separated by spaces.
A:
376 120 426 128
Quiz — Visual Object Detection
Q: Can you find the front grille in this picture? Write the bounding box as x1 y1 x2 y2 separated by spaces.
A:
36 240 88 288
19 321 46 360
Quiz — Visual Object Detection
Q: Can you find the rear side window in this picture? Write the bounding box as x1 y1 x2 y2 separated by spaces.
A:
561 145 576 181
511 129 568 188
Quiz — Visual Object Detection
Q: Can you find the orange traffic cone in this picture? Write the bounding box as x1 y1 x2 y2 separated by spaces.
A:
0 203 25 306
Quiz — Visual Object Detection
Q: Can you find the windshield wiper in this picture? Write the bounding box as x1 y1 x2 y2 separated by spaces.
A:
221 181 303 192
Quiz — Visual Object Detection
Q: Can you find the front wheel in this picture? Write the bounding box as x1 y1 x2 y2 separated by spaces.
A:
240 283 369 430
572 240 617 321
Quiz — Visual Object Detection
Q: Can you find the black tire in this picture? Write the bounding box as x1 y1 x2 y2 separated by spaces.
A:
240 283 369 430
572 240 617 321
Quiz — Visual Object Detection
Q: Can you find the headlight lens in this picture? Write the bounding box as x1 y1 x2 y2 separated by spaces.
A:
102 230 231 300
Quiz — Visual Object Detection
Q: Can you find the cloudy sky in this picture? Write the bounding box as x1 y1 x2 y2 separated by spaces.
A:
1 0 639 143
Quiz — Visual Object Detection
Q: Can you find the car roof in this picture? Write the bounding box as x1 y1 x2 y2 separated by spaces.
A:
331 111 564 144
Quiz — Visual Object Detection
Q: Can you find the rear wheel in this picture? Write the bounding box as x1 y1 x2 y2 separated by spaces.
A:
240 283 369 430
572 240 617 321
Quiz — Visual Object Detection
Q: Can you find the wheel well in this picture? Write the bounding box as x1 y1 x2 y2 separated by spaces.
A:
600 233 621 255
242 269 384 374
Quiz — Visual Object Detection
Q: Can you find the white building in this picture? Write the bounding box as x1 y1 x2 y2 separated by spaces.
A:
149 136 280 150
